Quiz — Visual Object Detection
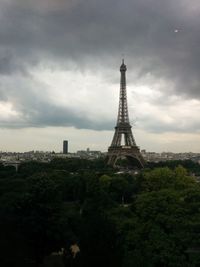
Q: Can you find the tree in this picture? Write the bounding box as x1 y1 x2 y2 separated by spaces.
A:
141 166 196 192
123 190 188 267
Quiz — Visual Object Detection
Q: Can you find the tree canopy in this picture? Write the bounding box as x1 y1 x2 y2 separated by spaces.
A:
0 158 200 266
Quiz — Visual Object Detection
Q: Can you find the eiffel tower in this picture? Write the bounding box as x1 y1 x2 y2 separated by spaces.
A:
107 60 145 168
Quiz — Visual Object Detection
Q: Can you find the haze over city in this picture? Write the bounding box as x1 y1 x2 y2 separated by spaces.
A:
0 0 200 152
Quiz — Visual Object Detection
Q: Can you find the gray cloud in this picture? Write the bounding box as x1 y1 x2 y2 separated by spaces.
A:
0 74 114 130
0 0 200 132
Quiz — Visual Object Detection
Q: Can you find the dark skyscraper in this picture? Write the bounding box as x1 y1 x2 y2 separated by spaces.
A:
107 60 145 168
63 140 68 154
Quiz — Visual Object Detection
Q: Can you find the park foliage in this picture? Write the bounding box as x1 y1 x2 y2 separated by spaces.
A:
0 158 200 266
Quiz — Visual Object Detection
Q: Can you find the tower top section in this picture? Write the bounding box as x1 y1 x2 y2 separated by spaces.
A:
120 59 127 72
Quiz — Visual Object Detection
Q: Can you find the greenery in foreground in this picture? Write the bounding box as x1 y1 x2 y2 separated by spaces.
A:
1 159 200 267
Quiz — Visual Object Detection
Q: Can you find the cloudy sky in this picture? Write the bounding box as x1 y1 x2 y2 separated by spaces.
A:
0 0 200 152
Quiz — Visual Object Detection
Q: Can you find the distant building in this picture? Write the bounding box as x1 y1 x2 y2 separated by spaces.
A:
63 140 68 154
77 148 102 159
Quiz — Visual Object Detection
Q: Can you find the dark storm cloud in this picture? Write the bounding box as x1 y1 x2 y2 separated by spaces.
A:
8 102 113 130
0 74 114 130
138 116 200 134
0 0 200 130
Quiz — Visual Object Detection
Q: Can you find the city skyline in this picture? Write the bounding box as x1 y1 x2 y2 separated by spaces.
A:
0 0 200 152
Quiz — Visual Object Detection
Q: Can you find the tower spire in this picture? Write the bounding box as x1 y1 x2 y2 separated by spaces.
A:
118 59 129 124
107 62 145 168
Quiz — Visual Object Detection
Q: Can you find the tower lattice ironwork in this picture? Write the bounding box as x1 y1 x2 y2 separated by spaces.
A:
107 60 145 168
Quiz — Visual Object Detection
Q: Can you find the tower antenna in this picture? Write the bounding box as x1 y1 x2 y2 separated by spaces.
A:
122 53 125 64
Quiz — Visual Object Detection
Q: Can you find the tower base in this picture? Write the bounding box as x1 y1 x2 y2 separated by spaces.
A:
107 146 145 168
